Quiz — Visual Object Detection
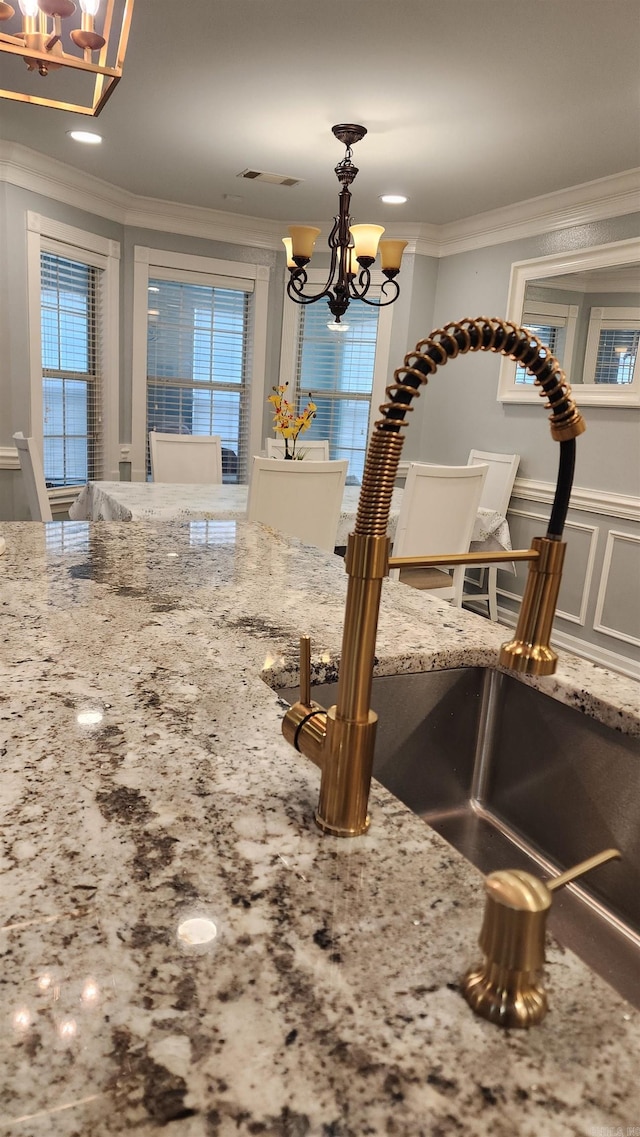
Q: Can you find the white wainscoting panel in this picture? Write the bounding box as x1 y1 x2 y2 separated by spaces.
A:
593 530 640 647
501 507 598 626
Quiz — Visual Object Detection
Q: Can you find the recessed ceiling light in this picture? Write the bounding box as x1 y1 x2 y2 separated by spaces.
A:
67 130 102 145
380 194 408 205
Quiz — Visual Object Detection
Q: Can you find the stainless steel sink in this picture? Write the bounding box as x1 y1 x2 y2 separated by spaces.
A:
278 667 640 1007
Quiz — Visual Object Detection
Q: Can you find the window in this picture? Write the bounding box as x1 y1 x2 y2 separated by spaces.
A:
293 302 380 482
41 252 100 486
583 308 640 387
515 301 577 386
26 213 120 497
279 271 394 484
131 249 270 483
146 278 249 481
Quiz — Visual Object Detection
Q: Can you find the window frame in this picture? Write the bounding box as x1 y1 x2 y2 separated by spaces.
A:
131 247 270 482
26 211 120 502
278 267 394 474
497 238 640 408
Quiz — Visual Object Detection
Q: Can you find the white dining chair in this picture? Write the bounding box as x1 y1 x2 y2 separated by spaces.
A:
265 438 330 461
13 432 53 521
466 449 520 620
246 457 348 552
389 462 488 605
149 432 223 484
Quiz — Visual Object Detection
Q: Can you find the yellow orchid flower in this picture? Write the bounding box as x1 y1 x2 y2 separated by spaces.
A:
268 383 317 457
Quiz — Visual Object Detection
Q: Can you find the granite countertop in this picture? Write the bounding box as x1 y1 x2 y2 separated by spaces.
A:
0 519 638 1137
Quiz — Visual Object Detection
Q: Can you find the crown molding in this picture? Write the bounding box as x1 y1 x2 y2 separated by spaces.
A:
437 168 640 257
0 140 283 250
379 222 440 258
123 195 283 250
1 140 638 258
0 139 129 223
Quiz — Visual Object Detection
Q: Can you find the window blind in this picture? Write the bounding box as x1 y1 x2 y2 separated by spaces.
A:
292 302 380 483
516 316 564 385
41 251 103 487
594 328 639 385
146 277 251 483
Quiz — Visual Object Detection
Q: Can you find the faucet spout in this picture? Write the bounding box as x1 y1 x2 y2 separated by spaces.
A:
282 316 586 837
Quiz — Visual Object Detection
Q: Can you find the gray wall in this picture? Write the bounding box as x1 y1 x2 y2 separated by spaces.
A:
412 212 640 493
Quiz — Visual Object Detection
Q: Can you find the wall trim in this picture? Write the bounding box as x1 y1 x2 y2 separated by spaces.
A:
593 529 640 647
512 478 640 523
124 199 284 251
503 507 598 626
397 471 639 524
2 141 638 258
26 209 121 258
7 466 627 517
0 445 20 470
436 168 640 256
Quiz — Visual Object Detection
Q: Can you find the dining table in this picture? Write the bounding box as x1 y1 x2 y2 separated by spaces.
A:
69 480 513 554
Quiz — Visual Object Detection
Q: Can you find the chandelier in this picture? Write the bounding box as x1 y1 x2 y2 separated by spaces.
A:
283 124 407 327
0 0 134 116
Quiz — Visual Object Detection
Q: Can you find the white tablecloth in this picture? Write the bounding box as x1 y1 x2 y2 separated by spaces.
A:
69 481 512 553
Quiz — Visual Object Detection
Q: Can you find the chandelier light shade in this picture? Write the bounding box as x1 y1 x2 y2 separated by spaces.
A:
284 124 408 324
0 0 134 115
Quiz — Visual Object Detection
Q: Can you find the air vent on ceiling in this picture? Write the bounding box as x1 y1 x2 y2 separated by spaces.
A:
237 169 302 187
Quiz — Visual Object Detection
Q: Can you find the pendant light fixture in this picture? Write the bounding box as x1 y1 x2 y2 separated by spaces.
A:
283 124 407 326
0 0 134 115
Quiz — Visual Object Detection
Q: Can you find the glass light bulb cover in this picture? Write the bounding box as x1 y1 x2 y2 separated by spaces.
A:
345 246 359 276
349 224 385 262
79 0 100 13
19 0 39 15
379 239 408 272
380 194 408 205
288 226 321 261
281 237 296 269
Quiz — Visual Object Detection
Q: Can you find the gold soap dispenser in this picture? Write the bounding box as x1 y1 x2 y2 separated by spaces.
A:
461 848 621 1028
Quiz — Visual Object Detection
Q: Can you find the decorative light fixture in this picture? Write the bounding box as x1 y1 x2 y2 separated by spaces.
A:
283 124 408 326
0 0 134 116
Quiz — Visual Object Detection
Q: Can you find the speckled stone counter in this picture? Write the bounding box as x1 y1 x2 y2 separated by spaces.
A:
1 520 638 1137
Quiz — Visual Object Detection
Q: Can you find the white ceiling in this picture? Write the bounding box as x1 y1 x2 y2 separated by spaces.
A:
1 0 639 227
